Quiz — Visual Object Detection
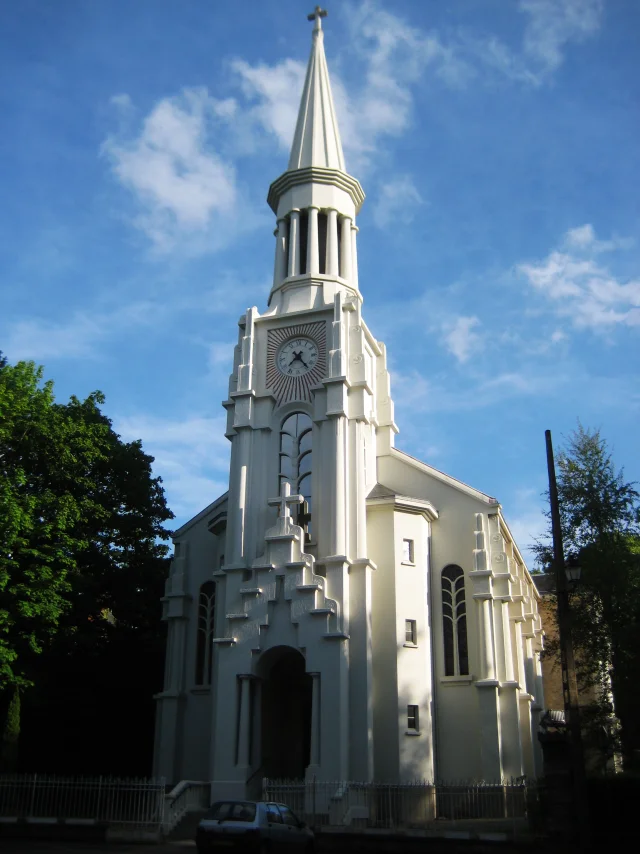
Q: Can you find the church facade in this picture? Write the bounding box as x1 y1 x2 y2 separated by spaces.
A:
153 13 544 797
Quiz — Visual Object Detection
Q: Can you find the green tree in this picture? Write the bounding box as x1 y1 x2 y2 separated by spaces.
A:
0 356 174 772
536 424 640 765
0 686 20 771
0 358 101 690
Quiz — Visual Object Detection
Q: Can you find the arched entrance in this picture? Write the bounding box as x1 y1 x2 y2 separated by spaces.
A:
258 646 312 779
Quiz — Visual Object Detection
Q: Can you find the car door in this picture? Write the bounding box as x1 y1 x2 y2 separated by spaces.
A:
276 804 308 851
265 802 290 850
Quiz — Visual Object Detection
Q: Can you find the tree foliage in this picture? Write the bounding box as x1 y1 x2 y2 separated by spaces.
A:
0 686 20 771
0 355 174 773
535 424 640 763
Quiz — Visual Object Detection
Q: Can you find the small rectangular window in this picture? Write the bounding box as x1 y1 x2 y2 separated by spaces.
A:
219 553 225 568
405 619 417 645
402 539 414 563
407 705 419 732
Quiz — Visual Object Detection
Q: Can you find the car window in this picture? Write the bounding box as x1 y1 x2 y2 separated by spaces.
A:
277 805 300 827
265 803 283 824
205 802 256 822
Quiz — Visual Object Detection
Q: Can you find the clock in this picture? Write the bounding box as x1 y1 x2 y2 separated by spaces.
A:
266 321 326 405
277 337 319 376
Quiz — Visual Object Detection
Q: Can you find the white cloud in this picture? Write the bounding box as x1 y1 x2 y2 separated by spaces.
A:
5 313 103 361
229 3 473 174
464 0 604 86
505 506 548 569
442 315 481 363
202 273 271 317
102 2 604 250
339 3 473 164
207 341 236 381
223 0 602 184
110 93 133 111
116 414 230 520
518 224 640 329
392 366 557 414
372 176 423 228
563 223 634 254
102 88 244 253
519 0 604 75
231 58 307 151
3 299 167 362
564 223 596 248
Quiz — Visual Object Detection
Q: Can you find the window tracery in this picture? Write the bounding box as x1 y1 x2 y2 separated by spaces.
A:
279 412 312 536
442 565 469 676
195 580 216 686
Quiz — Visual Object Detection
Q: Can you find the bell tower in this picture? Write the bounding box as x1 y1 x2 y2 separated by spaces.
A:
266 3 364 315
209 7 398 798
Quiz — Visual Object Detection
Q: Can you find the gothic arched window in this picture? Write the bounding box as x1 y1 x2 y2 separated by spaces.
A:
195 581 216 686
279 412 312 535
442 565 469 676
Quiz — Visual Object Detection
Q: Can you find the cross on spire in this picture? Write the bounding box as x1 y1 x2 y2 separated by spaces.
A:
268 481 304 523
307 6 327 32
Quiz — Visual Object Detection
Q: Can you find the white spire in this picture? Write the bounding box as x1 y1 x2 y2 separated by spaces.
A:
288 7 346 173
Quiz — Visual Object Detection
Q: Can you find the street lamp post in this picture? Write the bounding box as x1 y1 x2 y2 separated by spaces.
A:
545 429 589 847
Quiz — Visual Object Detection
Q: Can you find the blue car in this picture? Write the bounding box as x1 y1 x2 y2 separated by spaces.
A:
196 800 315 854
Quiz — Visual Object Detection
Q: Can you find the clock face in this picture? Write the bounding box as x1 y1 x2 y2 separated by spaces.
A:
266 321 326 405
277 337 319 376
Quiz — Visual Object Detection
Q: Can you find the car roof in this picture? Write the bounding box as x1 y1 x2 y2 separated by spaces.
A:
210 800 291 806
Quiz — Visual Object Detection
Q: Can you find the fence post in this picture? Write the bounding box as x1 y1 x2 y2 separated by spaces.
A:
96 775 103 822
29 773 37 818
312 775 316 830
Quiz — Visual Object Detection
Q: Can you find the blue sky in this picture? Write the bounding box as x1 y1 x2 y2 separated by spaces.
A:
1 0 638 566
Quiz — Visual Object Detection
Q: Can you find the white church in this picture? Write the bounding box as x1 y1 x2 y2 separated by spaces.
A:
153 10 545 797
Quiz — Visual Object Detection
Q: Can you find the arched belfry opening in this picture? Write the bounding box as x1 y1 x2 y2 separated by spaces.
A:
257 646 312 779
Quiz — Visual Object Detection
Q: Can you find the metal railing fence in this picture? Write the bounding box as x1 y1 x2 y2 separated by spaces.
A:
263 777 536 829
163 780 210 834
0 774 166 831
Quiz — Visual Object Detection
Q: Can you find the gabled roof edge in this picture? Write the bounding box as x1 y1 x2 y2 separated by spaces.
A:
173 491 229 540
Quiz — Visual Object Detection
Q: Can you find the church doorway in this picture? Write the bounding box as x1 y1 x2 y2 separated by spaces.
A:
258 646 312 780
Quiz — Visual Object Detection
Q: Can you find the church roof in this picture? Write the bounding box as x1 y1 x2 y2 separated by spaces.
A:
532 573 555 595
367 483 397 500
390 448 500 505
173 491 228 539
287 10 346 172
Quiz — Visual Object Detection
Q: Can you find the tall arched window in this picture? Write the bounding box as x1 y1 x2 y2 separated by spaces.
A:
279 412 312 536
442 565 469 676
195 581 216 686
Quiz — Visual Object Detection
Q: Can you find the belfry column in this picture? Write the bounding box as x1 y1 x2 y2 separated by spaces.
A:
351 224 359 291
326 209 339 276
273 218 287 287
288 210 301 277
308 206 320 274
340 216 352 281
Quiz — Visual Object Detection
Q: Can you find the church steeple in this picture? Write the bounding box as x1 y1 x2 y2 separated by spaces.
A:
266 8 365 312
288 6 345 172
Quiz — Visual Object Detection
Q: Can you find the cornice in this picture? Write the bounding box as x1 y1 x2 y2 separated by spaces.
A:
267 167 365 214
366 492 439 522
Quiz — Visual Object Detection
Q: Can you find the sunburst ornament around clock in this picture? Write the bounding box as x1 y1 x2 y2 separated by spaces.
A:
266 321 326 405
